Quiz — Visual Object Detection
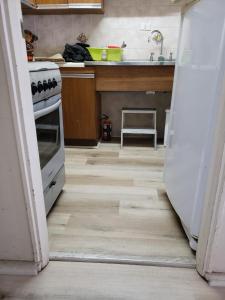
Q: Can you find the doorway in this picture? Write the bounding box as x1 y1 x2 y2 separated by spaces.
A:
3 0 225 284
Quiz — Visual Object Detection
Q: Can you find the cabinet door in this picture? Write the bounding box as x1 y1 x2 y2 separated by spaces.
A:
68 0 103 9
35 0 103 5
68 0 102 3
35 0 68 4
27 0 36 4
21 0 36 7
61 72 100 144
24 0 104 13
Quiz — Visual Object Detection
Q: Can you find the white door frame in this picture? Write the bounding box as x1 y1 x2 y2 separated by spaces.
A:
0 0 49 273
2 0 225 283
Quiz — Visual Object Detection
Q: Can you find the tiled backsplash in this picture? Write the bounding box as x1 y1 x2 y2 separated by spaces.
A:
23 0 182 60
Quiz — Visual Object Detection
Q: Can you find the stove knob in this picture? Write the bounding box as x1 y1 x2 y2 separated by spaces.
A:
52 78 58 88
48 79 53 89
31 82 38 96
43 80 49 91
37 81 43 93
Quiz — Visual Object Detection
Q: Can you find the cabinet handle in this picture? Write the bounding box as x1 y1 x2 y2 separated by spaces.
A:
61 73 95 79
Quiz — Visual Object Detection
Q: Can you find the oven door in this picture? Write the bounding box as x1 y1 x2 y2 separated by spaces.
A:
34 95 65 191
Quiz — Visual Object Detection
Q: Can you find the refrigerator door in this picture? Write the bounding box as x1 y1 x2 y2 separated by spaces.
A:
165 0 225 241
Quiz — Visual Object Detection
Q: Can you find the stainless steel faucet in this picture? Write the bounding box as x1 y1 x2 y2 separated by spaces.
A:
148 30 164 61
152 30 164 56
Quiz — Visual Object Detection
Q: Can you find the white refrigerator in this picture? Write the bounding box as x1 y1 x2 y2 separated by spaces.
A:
164 0 225 250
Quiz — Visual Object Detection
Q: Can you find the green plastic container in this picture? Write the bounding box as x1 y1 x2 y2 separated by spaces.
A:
107 48 123 62
87 47 104 61
87 47 123 61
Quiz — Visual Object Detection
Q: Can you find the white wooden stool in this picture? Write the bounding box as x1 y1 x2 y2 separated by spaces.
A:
121 108 157 149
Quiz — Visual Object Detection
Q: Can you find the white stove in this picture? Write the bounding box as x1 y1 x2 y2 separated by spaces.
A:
29 62 65 215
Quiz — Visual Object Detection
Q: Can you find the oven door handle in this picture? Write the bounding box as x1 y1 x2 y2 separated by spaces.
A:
34 99 61 120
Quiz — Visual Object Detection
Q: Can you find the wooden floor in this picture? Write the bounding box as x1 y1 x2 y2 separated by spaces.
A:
1 261 225 299
47 142 195 267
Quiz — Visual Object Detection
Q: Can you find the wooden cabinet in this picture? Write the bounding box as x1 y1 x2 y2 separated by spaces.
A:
61 68 101 146
22 0 104 14
36 0 103 3
95 66 175 92
68 0 103 8
68 0 102 2
21 0 36 8
35 0 67 4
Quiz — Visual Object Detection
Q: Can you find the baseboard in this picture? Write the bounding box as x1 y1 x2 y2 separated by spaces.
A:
205 272 225 287
0 260 39 276
64 139 99 147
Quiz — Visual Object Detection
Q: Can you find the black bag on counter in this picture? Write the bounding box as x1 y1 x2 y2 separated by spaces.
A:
62 43 92 62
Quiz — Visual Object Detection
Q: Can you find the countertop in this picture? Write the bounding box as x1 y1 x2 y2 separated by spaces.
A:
84 60 176 66
58 62 85 68
59 59 175 92
59 60 176 68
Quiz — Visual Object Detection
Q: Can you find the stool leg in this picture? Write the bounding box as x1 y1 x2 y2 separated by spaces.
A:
121 112 124 148
154 112 157 150
154 132 157 151
121 132 123 148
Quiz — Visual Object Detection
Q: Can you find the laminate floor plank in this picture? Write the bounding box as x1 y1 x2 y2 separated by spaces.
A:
1 262 225 300
48 143 196 266
65 174 134 187
86 157 164 170
49 235 194 260
65 165 164 182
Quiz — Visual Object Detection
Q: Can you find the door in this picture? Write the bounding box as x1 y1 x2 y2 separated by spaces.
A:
34 99 62 170
164 0 225 240
61 72 100 143
34 96 65 190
